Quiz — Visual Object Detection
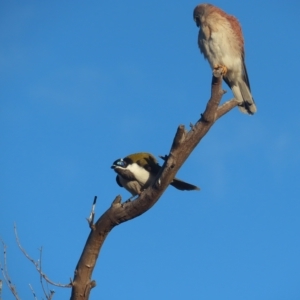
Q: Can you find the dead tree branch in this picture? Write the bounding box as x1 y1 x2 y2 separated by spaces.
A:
28 284 38 300
0 279 2 300
38 246 56 300
86 196 97 229
70 74 238 300
0 240 20 300
14 224 72 290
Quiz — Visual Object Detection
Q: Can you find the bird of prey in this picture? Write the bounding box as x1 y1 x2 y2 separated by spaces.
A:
111 152 200 196
193 3 257 115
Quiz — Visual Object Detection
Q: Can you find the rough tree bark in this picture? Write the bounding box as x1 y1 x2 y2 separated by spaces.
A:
70 72 238 300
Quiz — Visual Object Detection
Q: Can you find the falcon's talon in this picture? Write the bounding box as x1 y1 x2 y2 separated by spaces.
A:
213 64 227 75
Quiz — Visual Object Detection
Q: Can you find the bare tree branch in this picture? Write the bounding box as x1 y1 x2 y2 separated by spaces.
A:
39 246 48 299
86 196 97 229
38 247 56 300
48 290 55 300
216 98 239 120
29 283 38 300
70 74 236 300
14 224 72 289
0 240 20 300
0 279 2 300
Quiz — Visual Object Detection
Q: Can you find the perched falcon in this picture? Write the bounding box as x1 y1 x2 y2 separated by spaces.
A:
193 4 257 114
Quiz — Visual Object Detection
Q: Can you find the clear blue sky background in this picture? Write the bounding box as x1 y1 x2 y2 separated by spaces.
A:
1 1 300 299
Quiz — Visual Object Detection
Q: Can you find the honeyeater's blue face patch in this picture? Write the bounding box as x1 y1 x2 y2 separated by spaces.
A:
111 158 127 168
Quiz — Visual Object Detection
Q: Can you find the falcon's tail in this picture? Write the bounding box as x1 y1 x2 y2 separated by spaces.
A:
238 81 257 114
230 82 257 115
171 178 200 191
224 60 257 115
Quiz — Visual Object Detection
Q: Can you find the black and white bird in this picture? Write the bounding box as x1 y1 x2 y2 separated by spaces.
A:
111 152 200 196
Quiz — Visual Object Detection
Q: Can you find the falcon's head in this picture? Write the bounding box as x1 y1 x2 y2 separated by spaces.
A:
193 4 211 27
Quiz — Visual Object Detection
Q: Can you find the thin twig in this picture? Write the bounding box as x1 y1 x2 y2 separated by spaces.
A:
0 279 2 300
87 196 97 228
14 224 72 288
48 290 55 300
39 246 54 299
0 240 20 300
29 284 38 300
39 246 47 297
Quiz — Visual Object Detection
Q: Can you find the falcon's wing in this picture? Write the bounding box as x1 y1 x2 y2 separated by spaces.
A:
198 29 210 58
241 54 251 91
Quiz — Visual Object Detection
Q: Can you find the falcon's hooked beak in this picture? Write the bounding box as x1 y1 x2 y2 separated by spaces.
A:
194 16 200 27
193 4 206 27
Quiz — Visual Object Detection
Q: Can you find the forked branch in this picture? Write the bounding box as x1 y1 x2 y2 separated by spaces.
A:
0 240 20 300
13 224 72 291
70 74 238 300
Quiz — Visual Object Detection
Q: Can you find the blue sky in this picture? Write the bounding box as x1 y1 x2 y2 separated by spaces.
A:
1 1 300 299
